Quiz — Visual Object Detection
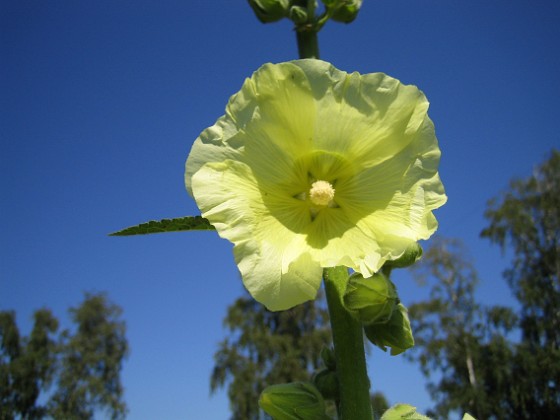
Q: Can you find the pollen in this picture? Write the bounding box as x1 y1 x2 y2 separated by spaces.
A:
309 180 335 207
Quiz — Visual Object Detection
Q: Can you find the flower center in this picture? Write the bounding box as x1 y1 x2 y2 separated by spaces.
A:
309 180 335 207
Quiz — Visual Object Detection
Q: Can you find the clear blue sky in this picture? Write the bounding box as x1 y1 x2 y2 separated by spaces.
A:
1 1 559 419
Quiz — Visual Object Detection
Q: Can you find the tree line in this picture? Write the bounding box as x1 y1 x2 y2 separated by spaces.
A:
1 293 127 420
407 150 559 419
3 150 557 419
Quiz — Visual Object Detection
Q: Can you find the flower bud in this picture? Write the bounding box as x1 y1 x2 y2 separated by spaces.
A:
313 368 339 400
364 303 414 356
327 0 363 23
289 5 308 24
320 346 336 370
259 382 329 420
343 272 398 325
248 0 290 23
384 242 423 269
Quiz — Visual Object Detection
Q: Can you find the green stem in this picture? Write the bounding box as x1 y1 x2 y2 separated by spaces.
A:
323 267 373 420
296 27 320 59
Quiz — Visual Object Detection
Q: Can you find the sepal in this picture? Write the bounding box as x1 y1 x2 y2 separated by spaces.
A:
384 242 423 269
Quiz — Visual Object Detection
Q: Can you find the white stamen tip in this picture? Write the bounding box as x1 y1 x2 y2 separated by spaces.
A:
309 180 335 206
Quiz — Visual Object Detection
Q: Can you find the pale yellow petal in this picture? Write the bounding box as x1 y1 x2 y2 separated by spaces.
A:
243 63 316 190
191 159 322 310
236 241 323 311
313 70 430 168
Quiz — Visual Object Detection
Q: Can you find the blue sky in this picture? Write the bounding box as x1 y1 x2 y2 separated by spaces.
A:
1 1 559 418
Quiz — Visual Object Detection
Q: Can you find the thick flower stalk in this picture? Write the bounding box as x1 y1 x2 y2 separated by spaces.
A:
185 59 446 311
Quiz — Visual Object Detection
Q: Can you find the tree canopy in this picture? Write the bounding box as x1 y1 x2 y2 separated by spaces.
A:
481 149 560 418
0 293 128 420
407 237 515 419
211 293 332 419
408 150 559 419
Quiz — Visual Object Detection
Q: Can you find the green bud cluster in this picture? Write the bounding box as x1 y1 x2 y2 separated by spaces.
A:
248 0 364 28
247 0 311 25
312 346 339 400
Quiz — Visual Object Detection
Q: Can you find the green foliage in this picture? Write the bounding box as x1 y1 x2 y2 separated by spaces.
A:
0 293 128 420
213 291 393 419
409 151 560 420
110 215 214 236
1 312 21 412
407 237 516 419
481 149 560 418
211 293 332 420
50 293 128 420
1 309 59 419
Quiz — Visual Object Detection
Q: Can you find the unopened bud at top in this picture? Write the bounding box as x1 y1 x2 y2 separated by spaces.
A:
290 5 309 25
248 0 291 23
323 0 363 23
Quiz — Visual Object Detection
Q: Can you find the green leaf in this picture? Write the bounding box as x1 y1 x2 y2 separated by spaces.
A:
109 216 214 236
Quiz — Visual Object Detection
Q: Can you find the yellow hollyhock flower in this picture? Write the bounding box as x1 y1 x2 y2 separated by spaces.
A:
185 59 446 311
